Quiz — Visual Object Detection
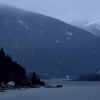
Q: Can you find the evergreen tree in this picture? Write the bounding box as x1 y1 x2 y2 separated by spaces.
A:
0 47 45 86
0 48 26 85
32 71 37 85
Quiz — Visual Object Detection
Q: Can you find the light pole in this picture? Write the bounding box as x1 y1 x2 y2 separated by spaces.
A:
30 81 32 87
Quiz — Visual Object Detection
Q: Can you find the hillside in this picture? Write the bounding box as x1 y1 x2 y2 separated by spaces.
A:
68 18 100 37
0 4 100 78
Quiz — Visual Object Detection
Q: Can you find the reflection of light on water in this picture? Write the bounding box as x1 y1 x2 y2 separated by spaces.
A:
98 70 100 74
67 76 69 79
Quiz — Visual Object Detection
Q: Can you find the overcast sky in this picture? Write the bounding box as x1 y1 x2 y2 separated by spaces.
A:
0 0 100 22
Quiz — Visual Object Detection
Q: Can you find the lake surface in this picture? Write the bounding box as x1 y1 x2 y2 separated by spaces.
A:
0 80 100 100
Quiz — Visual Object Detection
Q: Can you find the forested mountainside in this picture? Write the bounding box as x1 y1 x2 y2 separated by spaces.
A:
0 4 100 78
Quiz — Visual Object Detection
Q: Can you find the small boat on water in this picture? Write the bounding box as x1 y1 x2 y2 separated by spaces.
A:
56 85 63 88
44 84 63 88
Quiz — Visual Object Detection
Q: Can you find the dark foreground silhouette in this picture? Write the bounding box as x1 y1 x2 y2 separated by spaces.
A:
0 48 45 87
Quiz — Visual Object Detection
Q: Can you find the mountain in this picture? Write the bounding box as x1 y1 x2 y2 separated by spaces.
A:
68 18 100 37
0 4 100 78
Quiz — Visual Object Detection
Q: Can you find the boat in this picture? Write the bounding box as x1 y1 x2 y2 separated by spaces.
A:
44 84 63 88
55 85 63 88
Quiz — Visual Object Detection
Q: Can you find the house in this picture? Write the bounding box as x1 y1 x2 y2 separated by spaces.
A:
6 81 15 87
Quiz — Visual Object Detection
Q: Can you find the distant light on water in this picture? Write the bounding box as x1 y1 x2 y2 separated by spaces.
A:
98 70 100 74
67 76 69 79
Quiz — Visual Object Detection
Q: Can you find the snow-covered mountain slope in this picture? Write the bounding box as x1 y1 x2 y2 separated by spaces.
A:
83 18 100 37
0 4 100 78
68 18 100 37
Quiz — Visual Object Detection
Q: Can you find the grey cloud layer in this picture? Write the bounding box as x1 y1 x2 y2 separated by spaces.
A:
0 0 100 22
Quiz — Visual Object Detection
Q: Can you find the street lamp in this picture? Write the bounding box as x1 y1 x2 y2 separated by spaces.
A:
30 81 32 87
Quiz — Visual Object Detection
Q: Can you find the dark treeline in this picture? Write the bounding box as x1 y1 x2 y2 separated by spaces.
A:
0 48 45 86
77 74 100 81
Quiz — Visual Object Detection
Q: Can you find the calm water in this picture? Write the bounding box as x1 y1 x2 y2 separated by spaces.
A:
1 80 100 100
